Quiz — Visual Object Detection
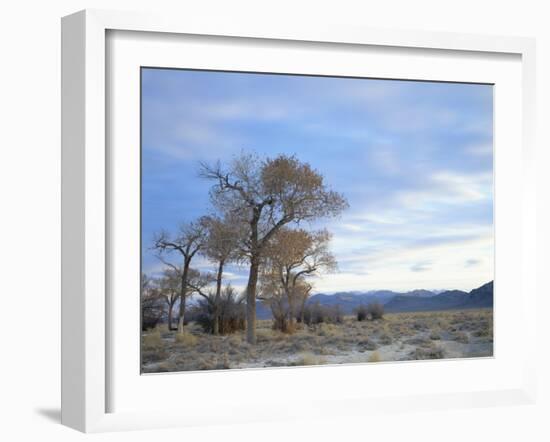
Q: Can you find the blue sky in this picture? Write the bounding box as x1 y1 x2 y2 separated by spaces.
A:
141 68 493 293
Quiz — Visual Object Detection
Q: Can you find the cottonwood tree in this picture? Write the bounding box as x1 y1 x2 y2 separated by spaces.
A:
153 218 208 334
262 228 336 331
259 276 312 331
201 153 348 343
158 267 182 331
201 216 241 335
294 280 313 324
258 267 288 332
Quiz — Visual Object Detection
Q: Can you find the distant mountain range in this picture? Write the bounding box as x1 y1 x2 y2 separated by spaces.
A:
256 281 493 318
384 282 493 312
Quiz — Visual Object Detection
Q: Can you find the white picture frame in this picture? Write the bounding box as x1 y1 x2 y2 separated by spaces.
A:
61 9 537 433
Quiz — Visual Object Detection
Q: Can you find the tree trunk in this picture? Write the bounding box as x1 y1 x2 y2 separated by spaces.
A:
177 295 187 334
177 260 191 334
286 289 295 331
167 302 173 331
246 212 261 344
299 297 307 324
288 310 295 329
245 256 260 344
213 260 224 335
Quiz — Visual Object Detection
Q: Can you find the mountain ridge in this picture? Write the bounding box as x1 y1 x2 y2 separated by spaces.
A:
384 281 493 312
256 281 493 318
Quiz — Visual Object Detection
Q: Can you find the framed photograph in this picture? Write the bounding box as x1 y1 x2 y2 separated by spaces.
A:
61 9 537 432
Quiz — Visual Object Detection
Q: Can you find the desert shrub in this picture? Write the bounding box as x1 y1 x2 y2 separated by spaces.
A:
378 332 393 345
198 357 216 371
141 348 169 365
290 339 314 352
368 351 381 362
292 352 325 366
352 303 383 322
142 331 169 365
191 288 246 334
411 344 444 360
227 333 243 346
255 328 274 343
154 324 170 334
219 352 231 369
141 289 165 330
316 323 343 338
452 331 470 343
429 331 441 340
303 302 344 325
366 302 384 320
355 304 368 321
391 323 410 338
175 332 198 347
302 303 314 325
473 323 493 338
271 307 296 333
142 329 162 349
156 361 178 372
358 338 378 351
272 315 288 332
191 303 213 332
318 346 334 356
328 305 344 323
405 336 432 346
260 295 291 333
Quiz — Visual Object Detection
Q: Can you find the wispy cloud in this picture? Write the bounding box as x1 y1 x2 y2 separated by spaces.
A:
396 171 492 208
410 262 432 273
465 258 481 267
465 143 493 157
141 69 494 293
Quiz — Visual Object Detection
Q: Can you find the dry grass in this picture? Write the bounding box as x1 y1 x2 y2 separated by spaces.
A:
368 351 382 362
292 352 326 366
358 337 378 351
175 332 198 347
141 308 493 372
142 330 162 350
378 332 393 345
451 331 470 343
154 324 170 334
411 343 445 360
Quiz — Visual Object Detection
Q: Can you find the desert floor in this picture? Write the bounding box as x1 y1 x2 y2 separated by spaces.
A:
141 308 493 373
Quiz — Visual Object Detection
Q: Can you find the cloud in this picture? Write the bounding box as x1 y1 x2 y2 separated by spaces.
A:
410 262 432 272
369 147 401 176
340 223 365 232
194 100 292 122
465 258 481 267
142 261 169 277
396 170 492 209
465 143 493 157
314 236 492 292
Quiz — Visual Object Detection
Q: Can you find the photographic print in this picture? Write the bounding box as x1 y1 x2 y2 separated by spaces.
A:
140 68 494 373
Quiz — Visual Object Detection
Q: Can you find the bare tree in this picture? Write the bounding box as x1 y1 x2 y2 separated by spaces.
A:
140 273 165 330
258 266 289 332
262 228 336 331
158 267 181 331
201 216 241 335
201 153 348 343
153 218 208 334
192 285 246 335
294 279 313 324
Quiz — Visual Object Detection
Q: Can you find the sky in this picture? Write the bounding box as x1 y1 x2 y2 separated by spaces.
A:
141 68 493 294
